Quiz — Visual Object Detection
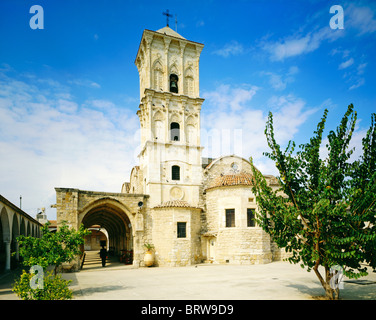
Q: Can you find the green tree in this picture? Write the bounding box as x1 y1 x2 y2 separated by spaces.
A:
17 221 90 274
251 104 376 299
13 221 90 300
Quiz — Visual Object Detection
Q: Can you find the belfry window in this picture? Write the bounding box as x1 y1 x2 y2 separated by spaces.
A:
172 165 180 181
170 74 178 93
170 122 180 141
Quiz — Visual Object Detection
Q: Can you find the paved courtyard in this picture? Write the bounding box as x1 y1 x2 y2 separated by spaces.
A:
1 251 376 300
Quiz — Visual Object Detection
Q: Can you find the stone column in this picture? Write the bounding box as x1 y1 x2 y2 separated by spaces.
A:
4 241 11 271
15 241 19 261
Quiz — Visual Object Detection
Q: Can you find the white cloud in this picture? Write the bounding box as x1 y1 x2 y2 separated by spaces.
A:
265 35 310 61
288 66 299 75
338 58 354 70
331 48 350 58
266 73 287 91
349 78 365 90
68 78 101 88
88 99 115 110
0 71 138 220
331 47 367 90
346 4 376 35
212 40 244 58
263 24 344 61
357 63 367 75
57 99 78 113
267 94 318 143
201 84 317 175
262 66 299 91
203 84 258 112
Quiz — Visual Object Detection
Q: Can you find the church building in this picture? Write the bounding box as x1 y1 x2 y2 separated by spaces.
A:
55 25 287 269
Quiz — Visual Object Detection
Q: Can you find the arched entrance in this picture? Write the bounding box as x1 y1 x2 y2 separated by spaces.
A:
84 227 108 251
79 198 133 259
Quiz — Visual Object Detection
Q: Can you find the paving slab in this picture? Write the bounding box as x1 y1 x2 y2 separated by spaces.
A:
63 255 376 300
2 252 376 300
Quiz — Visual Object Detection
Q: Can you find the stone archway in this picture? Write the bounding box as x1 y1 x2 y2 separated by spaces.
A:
55 188 148 269
79 198 133 257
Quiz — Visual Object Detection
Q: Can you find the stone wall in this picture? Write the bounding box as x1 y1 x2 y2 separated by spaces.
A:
55 188 147 225
150 207 202 267
204 185 272 264
215 228 272 264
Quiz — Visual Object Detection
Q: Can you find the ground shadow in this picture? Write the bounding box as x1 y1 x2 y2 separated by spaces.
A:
339 283 376 300
286 281 376 300
285 282 324 299
73 285 135 297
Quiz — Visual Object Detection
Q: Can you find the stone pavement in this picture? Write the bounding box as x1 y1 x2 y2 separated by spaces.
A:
65 251 376 300
1 251 376 300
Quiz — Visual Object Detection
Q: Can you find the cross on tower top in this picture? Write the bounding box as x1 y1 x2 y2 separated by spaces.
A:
163 9 173 27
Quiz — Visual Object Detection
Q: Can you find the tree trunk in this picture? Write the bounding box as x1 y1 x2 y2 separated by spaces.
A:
313 264 339 300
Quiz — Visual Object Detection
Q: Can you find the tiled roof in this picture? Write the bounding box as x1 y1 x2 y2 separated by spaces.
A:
48 220 57 227
206 172 254 190
154 200 200 209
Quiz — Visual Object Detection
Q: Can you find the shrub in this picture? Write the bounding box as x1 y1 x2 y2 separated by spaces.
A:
13 269 73 300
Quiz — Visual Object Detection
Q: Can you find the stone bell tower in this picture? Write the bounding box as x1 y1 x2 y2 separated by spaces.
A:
135 26 205 207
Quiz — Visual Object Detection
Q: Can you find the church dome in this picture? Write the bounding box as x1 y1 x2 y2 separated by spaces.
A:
206 172 254 191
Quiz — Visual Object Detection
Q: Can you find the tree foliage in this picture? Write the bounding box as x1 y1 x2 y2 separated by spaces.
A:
251 104 376 299
12 270 73 300
17 221 90 274
14 221 90 300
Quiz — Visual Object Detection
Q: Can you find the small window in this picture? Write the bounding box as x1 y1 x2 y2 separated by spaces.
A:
170 74 179 93
172 165 180 180
247 208 255 227
170 122 180 141
225 209 235 227
177 222 186 238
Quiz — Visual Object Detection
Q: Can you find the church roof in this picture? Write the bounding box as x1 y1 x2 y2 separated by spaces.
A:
154 200 201 209
156 26 186 40
206 172 254 190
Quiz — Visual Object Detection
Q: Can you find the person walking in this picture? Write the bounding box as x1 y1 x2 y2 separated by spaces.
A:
100 246 107 267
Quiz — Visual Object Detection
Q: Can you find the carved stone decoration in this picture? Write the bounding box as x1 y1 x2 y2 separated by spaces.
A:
170 186 184 200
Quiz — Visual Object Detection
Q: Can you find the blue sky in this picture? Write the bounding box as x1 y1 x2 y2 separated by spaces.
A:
0 0 375 219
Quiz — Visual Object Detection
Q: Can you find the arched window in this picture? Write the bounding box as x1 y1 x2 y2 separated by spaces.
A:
170 74 178 93
170 122 180 141
172 165 180 180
